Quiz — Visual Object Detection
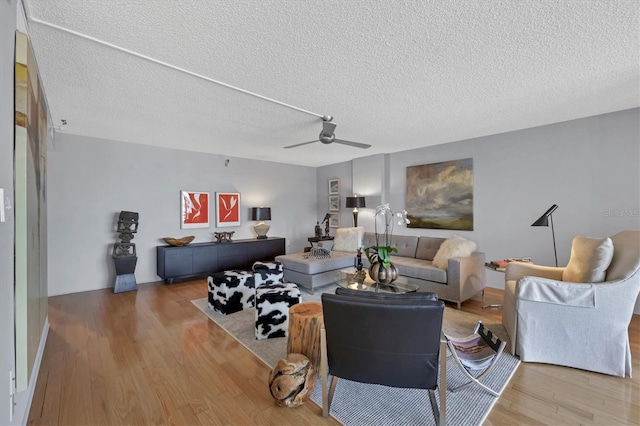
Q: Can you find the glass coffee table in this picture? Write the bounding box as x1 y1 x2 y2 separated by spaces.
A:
335 268 420 294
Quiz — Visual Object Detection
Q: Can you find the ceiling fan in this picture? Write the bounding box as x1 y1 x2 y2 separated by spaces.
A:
284 116 371 149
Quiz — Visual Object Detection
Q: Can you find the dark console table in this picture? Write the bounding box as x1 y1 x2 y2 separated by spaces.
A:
157 237 285 283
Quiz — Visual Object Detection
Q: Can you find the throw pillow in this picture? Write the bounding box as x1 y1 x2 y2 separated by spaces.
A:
432 236 477 270
562 235 614 283
332 226 364 253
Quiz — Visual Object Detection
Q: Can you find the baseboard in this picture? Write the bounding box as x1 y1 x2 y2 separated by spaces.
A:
11 317 49 425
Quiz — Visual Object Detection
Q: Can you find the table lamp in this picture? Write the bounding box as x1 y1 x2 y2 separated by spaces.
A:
346 195 366 227
250 207 271 239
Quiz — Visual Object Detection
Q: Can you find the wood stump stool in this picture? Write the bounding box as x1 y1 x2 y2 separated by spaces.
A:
287 302 324 372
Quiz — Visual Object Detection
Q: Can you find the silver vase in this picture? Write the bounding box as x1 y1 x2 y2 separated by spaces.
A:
368 261 399 284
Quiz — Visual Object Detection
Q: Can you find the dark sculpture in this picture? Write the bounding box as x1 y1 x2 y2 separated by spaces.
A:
356 247 363 271
315 221 322 238
321 213 331 238
354 247 366 284
112 211 138 293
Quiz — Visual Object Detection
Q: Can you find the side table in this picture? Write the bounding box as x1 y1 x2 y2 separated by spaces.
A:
304 236 334 252
483 258 532 309
483 263 504 309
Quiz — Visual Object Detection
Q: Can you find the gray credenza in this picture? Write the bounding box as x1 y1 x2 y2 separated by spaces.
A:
157 237 285 283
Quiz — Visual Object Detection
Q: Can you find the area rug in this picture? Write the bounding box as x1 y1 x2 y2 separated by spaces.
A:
192 287 520 426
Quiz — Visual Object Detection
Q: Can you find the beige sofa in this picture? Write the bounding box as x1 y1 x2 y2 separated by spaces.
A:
276 228 486 308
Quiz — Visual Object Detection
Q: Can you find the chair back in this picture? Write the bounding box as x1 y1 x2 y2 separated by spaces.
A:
606 230 640 282
321 292 444 390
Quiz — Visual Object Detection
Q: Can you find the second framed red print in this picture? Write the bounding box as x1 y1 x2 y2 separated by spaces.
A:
216 192 241 227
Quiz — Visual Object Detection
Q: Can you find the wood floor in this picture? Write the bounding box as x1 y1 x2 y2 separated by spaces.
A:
28 280 639 425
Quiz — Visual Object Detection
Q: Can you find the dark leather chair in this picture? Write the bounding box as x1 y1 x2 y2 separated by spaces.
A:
320 289 447 425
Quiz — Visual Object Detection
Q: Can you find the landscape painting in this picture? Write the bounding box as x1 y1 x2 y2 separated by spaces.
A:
406 158 473 230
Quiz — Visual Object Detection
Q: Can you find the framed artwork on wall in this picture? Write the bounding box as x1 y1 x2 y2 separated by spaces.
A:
329 195 340 211
181 191 210 229
329 213 340 228
216 192 241 227
406 158 474 230
329 178 340 195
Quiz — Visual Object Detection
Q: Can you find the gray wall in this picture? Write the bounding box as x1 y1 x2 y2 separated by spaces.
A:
0 1 17 424
47 133 318 295
320 109 640 310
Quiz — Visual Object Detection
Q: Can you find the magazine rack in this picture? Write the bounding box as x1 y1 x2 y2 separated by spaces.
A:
444 321 506 397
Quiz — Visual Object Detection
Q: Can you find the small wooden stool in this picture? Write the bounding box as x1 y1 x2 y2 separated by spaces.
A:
287 302 324 372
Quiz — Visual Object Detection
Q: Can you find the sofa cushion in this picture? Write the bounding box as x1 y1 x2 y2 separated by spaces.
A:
332 226 364 253
432 236 477 270
391 257 447 284
276 251 354 275
389 235 419 258
362 232 377 250
416 237 446 261
361 232 418 258
562 235 614 283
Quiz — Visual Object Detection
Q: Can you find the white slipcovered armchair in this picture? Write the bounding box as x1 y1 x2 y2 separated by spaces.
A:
502 230 640 377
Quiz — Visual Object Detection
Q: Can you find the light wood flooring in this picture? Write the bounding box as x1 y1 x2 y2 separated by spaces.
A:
28 280 639 425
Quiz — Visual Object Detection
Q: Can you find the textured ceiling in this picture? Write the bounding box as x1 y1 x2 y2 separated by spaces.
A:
23 0 639 167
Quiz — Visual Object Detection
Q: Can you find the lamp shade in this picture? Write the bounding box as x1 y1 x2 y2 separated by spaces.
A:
250 207 271 221
531 204 558 226
346 196 366 209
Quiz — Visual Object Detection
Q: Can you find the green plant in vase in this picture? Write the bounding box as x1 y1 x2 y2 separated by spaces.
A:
365 204 410 284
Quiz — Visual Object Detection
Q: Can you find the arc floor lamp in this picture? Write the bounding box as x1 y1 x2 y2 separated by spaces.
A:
531 204 559 266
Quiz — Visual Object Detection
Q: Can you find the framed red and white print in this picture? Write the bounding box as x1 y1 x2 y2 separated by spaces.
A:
181 191 210 229
216 192 241 227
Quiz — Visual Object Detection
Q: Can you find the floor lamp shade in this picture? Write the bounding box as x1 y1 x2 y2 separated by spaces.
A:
346 196 366 227
531 204 559 266
250 207 271 239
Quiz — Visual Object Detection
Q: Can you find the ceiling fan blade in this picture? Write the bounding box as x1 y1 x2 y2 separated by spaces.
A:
334 139 371 149
283 140 320 149
321 121 337 137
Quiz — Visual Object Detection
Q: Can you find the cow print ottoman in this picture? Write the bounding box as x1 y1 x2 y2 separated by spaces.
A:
255 283 301 340
252 261 284 286
207 270 256 315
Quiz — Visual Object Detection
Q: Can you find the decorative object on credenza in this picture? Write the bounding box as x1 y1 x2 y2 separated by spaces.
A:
531 204 559 266
216 192 241 227
112 211 139 293
162 236 195 246
365 204 409 284
181 190 209 229
321 212 331 238
346 195 366 227
406 158 474 230
213 231 235 243
250 206 271 239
